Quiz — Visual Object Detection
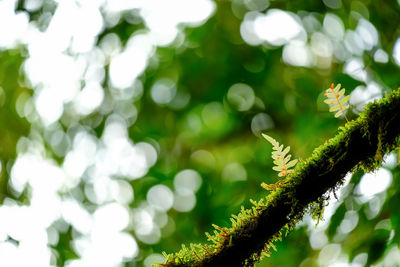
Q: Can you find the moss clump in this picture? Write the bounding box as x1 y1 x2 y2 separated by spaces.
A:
158 88 400 267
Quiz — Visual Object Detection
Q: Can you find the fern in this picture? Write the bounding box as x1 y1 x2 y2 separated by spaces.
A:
261 134 298 190
324 83 350 121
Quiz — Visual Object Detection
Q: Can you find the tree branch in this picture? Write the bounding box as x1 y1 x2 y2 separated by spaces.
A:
159 88 400 267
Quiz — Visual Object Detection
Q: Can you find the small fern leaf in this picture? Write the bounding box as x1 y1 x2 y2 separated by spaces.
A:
286 159 298 168
272 166 283 171
261 134 278 147
262 134 298 177
282 146 290 156
324 83 350 120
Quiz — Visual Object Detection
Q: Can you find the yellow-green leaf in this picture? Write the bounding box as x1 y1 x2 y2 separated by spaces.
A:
324 83 350 120
329 105 341 112
262 134 298 178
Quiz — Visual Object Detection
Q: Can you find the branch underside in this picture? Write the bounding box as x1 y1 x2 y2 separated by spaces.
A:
160 88 400 267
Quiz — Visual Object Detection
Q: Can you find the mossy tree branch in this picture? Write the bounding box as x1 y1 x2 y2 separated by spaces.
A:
159 88 400 267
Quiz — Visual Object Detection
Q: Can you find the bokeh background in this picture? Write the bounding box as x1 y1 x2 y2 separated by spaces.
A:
0 0 400 266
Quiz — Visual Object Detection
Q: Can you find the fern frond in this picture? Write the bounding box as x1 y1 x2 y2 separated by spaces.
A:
324 83 350 121
262 134 298 177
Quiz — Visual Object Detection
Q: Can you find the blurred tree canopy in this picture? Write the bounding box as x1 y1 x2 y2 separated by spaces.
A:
0 0 399 266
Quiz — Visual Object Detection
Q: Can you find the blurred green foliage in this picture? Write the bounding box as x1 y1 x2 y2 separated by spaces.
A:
0 50 30 202
1 0 400 266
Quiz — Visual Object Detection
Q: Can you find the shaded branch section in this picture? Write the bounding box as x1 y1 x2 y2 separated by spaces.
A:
159 88 400 267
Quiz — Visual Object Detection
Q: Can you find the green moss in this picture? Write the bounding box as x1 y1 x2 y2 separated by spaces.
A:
158 88 400 267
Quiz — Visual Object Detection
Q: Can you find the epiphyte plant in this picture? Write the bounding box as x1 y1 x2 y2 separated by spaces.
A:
324 83 350 121
261 133 298 190
261 83 350 191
